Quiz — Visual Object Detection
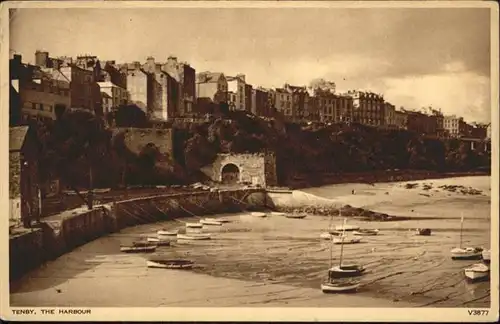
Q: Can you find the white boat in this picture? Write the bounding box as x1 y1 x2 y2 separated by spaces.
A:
147 259 194 269
204 217 231 223
321 280 361 293
157 229 179 236
333 235 361 244
185 222 203 229
250 212 267 217
200 219 223 226
352 229 379 236
146 237 171 246
482 249 491 263
451 247 483 260
451 215 482 260
335 224 360 231
269 212 286 216
286 214 307 219
120 242 157 253
464 263 490 281
415 228 432 236
177 233 211 240
320 232 333 240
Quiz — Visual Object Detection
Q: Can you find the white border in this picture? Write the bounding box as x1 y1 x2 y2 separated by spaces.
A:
0 1 498 322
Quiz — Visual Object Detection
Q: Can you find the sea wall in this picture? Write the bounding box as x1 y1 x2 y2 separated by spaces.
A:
265 189 340 209
9 188 266 280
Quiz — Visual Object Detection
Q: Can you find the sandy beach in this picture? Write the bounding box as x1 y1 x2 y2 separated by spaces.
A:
10 176 491 307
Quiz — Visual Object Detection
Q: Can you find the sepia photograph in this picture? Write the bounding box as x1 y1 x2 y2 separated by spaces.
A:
1 0 498 322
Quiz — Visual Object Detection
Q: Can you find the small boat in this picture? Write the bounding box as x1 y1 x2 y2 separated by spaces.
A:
321 279 361 293
147 259 194 269
320 232 333 240
204 217 231 223
200 219 223 226
146 237 171 246
120 241 157 253
269 211 286 216
286 214 307 219
177 233 211 240
328 230 344 236
185 222 203 229
464 263 490 281
333 235 361 244
482 249 491 263
157 229 179 236
415 228 431 236
250 212 267 217
335 224 360 231
352 229 379 236
93 188 111 193
328 265 366 278
451 247 483 260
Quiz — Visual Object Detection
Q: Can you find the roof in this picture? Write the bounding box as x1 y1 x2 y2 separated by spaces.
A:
101 92 112 98
9 126 29 152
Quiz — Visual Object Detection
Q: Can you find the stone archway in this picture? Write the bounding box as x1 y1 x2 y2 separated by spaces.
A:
221 163 240 185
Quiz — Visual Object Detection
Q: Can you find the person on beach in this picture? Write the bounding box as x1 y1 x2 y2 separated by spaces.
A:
352 189 355 195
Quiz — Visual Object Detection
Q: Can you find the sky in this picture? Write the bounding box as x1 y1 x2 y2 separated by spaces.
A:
9 6 493 123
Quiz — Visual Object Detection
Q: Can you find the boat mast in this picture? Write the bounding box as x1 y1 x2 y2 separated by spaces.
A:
460 214 464 248
339 217 347 267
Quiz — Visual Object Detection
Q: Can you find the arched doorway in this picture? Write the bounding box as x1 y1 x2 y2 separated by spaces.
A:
221 163 240 185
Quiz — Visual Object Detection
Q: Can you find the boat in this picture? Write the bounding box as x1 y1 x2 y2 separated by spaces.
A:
185 222 203 229
204 217 231 223
93 188 111 194
146 237 171 246
177 233 211 240
328 264 366 278
415 228 431 236
321 279 361 293
328 230 344 236
269 211 286 216
451 215 483 260
451 247 483 260
335 224 360 232
352 229 379 236
157 229 179 236
464 263 490 281
200 219 223 226
250 212 267 217
333 235 361 244
482 249 491 263
320 232 333 240
120 241 157 253
286 214 307 219
147 259 194 269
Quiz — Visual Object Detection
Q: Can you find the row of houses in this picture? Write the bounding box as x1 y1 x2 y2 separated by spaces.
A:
9 51 491 140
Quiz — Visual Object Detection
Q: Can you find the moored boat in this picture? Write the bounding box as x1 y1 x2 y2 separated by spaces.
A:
333 235 361 244
177 233 211 240
482 249 491 263
451 247 483 260
335 224 360 232
286 214 307 219
328 264 366 278
185 222 203 229
464 263 490 281
328 230 344 236
120 241 157 253
200 219 223 226
147 259 194 269
415 228 431 236
269 211 286 216
352 229 379 236
157 229 179 236
204 217 231 223
320 232 333 240
146 237 171 246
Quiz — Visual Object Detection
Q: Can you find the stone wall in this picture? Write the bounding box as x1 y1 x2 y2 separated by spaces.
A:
116 127 174 162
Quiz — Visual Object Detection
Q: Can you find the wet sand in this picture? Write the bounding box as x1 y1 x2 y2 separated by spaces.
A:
10 176 491 307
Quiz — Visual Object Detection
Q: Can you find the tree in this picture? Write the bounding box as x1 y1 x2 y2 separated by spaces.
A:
109 104 150 128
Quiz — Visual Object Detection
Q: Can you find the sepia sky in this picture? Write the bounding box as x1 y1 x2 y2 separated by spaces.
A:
9 7 492 123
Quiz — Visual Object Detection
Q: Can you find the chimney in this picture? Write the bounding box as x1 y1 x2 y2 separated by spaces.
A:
167 56 178 66
132 61 140 70
35 50 49 67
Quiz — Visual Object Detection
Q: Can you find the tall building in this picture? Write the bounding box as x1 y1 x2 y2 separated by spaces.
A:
226 74 247 111
383 102 396 128
443 115 468 138
97 61 128 114
311 87 353 123
10 54 70 122
284 84 310 121
162 56 195 116
274 87 293 120
344 90 385 127
394 110 408 129
196 72 228 104
251 87 270 117
405 109 437 136
245 83 253 113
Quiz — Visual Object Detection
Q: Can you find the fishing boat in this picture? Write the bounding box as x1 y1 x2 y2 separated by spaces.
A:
334 224 360 232
321 216 362 293
352 229 379 236
415 228 432 236
120 241 157 253
482 249 491 263
146 237 171 246
464 263 490 281
250 212 267 217
333 235 361 244
451 215 482 260
147 258 194 270
185 222 203 229
157 229 179 236
177 233 211 240
286 214 307 219
200 219 223 226
321 279 361 293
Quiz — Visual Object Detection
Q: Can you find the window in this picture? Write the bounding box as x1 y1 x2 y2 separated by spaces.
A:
32 103 37 110
48 105 53 112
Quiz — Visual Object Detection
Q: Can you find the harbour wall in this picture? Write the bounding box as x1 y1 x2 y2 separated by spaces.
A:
9 188 267 280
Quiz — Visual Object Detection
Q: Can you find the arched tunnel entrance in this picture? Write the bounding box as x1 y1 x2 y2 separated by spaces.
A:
221 163 240 185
